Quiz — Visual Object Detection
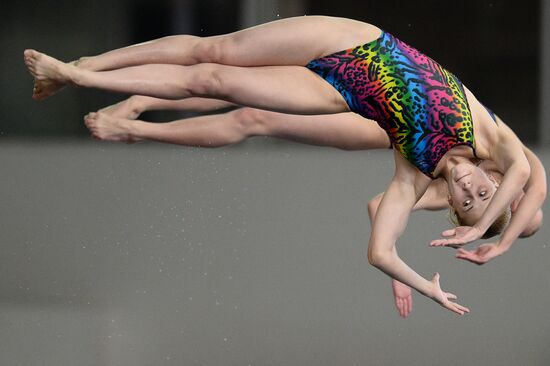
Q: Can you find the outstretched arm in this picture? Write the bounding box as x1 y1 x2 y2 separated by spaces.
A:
368 179 448 318
368 152 470 315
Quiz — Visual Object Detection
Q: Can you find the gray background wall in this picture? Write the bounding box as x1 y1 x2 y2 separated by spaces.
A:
1 140 549 366
1 0 549 365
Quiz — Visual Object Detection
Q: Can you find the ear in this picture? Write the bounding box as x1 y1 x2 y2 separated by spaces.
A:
447 195 453 205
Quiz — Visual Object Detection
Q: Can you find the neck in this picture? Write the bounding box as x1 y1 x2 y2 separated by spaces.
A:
435 154 475 180
432 145 477 179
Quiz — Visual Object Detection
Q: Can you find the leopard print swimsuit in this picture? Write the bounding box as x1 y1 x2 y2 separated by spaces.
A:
305 30 475 178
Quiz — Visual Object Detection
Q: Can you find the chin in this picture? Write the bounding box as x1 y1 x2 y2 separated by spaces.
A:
451 164 473 182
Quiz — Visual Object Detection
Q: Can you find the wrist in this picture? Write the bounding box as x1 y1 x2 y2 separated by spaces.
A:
495 241 509 254
473 222 488 236
423 278 438 299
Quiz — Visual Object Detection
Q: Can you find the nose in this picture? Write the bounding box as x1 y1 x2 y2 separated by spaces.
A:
462 180 471 189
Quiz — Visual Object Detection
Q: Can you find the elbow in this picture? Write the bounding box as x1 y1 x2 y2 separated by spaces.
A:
367 247 389 268
536 188 547 203
526 186 546 204
367 250 377 266
517 164 531 185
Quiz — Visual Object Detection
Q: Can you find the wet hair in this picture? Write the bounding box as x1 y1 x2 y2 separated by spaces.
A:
448 207 512 239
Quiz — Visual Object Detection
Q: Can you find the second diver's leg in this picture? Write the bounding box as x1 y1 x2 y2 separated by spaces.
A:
85 107 391 150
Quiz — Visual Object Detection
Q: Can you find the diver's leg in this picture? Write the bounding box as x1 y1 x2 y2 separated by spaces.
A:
99 95 237 119
25 52 349 114
76 16 379 70
85 107 390 150
248 109 390 150
29 16 380 100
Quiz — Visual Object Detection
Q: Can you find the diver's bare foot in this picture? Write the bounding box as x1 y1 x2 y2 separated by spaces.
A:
33 79 65 101
98 97 142 120
84 112 143 144
32 60 80 101
24 50 77 100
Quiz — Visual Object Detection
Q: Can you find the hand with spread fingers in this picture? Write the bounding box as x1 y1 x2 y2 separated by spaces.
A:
430 226 484 248
455 243 504 265
430 273 470 316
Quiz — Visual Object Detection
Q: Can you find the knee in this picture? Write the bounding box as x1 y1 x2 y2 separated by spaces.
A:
185 64 226 98
231 108 267 136
192 36 231 64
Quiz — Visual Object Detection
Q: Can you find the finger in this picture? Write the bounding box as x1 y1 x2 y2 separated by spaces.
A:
401 298 409 317
445 292 458 300
455 251 474 259
456 248 473 257
430 239 448 247
453 302 470 313
441 229 456 237
455 253 473 261
456 251 476 261
406 296 413 317
431 239 463 247
398 299 406 318
432 272 440 283
397 299 405 317
448 303 466 316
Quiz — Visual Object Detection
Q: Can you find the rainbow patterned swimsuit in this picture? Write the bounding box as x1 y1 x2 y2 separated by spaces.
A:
305 30 475 178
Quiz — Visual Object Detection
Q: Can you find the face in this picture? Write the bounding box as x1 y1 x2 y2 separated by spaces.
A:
447 163 498 226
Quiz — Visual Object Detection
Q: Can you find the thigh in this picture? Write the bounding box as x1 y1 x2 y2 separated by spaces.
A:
255 110 391 150
214 64 351 115
216 16 380 66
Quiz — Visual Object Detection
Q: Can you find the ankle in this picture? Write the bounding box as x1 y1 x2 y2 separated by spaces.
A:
73 56 92 70
128 95 147 115
126 119 148 140
68 66 86 87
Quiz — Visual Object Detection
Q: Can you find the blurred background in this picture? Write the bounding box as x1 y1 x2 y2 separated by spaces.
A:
1 0 549 365
2 0 545 142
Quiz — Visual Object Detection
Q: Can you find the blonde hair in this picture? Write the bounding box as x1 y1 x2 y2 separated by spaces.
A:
447 207 512 239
